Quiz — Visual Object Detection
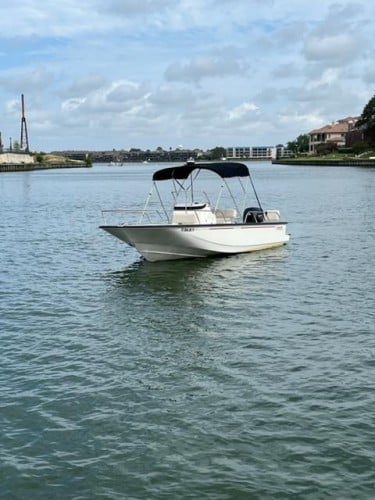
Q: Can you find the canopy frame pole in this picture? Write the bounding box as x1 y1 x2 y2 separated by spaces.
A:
249 172 263 211
223 178 241 216
153 182 170 222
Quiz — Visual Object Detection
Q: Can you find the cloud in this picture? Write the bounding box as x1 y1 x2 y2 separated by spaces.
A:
304 33 361 63
61 97 86 112
363 64 375 83
305 68 341 90
272 63 299 79
228 102 259 120
105 0 175 16
165 55 248 83
0 65 55 93
61 75 108 98
277 111 324 128
0 0 374 150
60 80 151 120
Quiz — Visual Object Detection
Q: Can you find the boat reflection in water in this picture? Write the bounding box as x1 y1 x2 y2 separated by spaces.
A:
107 246 289 297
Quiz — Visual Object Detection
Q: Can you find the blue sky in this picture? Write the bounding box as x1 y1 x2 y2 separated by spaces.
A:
0 0 374 151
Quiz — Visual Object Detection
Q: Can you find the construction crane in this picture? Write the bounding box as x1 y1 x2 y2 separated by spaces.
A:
20 94 30 152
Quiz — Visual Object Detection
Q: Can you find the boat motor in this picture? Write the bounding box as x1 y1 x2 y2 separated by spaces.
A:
243 207 265 224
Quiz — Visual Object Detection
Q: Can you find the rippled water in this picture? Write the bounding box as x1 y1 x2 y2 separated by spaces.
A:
1 163 374 499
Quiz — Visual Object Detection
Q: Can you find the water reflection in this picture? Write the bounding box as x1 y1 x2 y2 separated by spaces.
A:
105 247 289 297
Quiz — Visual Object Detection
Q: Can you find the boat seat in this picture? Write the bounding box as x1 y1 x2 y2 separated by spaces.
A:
172 212 199 225
214 208 237 223
264 210 280 222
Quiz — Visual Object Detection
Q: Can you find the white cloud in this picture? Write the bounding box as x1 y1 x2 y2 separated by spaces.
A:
304 34 361 63
165 55 248 83
228 102 259 120
278 111 324 128
363 64 375 84
305 68 341 90
0 0 374 150
272 63 299 79
61 97 86 112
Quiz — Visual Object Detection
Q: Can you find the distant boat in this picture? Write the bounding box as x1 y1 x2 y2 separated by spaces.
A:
100 159 290 262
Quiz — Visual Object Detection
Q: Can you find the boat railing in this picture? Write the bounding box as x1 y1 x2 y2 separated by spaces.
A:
101 209 167 225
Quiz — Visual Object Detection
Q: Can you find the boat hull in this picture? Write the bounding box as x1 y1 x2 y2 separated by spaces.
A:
100 223 290 262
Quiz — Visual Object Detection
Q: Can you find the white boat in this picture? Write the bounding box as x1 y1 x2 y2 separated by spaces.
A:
100 160 290 262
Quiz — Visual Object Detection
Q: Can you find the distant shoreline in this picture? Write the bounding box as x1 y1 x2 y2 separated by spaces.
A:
0 163 91 173
3 158 375 172
272 158 375 167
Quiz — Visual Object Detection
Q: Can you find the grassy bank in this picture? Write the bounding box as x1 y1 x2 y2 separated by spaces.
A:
273 150 375 166
0 153 91 173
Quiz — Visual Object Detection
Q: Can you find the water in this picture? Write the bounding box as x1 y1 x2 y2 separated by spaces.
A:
0 163 374 499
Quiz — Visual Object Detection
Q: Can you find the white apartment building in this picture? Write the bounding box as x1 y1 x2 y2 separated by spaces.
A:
226 146 278 160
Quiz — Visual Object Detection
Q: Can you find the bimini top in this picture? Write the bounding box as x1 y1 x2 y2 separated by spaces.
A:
152 161 250 181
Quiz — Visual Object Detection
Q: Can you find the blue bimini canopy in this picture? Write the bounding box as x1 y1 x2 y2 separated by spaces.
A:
152 161 250 181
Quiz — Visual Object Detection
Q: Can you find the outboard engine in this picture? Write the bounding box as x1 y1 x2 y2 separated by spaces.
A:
243 207 265 224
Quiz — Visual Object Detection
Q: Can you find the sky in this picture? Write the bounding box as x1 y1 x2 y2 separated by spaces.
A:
0 0 374 152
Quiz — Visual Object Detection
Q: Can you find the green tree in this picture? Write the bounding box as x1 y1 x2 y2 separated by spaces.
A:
316 142 337 155
286 140 298 154
209 147 227 160
357 94 375 128
85 153 93 167
287 134 309 155
351 141 370 155
296 134 309 152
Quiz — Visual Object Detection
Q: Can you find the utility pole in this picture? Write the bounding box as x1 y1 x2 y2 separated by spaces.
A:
20 94 30 153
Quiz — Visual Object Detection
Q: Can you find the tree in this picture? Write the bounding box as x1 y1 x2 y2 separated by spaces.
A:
85 153 93 167
351 141 370 155
286 140 298 154
287 134 309 155
357 94 375 128
316 142 337 155
296 134 309 153
356 95 375 146
209 147 227 159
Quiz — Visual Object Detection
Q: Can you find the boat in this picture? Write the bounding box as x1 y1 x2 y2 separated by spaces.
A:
100 159 290 262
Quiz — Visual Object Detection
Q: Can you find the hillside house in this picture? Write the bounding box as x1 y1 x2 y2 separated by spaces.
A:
308 117 358 153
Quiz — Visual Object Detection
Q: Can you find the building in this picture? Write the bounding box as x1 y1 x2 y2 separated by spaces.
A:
0 152 35 164
226 146 278 160
346 123 375 147
308 117 358 153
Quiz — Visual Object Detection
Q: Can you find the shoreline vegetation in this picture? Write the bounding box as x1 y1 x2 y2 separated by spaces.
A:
0 153 91 173
272 150 375 167
1 150 375 173
272 158 375 166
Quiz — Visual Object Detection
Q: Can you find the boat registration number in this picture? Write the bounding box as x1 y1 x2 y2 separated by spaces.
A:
181 227 195 232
